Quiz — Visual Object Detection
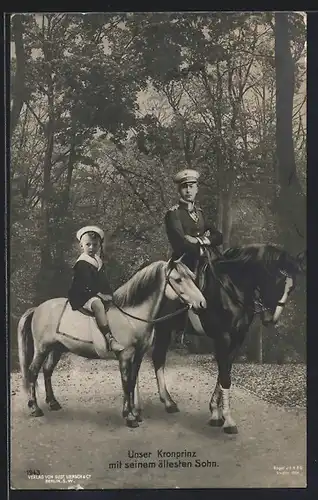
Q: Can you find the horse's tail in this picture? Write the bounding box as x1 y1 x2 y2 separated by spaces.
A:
17 307 36 392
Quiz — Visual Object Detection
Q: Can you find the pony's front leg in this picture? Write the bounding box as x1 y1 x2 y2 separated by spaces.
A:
152 326 179 413
118 347 139 428
123 372 142 422
133 375 142 422
208 378 224 427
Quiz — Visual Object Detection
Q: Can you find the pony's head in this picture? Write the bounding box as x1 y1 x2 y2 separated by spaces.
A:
252 245 305 326
165 256 207 312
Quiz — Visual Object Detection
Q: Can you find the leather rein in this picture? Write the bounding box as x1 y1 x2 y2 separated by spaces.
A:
109 264 190 324
202 246 290 315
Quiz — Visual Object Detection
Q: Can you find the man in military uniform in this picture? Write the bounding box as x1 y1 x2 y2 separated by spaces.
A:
165 169 223 277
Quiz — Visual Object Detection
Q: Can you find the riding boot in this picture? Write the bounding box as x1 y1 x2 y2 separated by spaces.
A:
99 325 125 353
197 257 206 290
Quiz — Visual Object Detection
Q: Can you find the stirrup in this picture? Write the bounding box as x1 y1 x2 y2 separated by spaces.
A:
106 333 125 352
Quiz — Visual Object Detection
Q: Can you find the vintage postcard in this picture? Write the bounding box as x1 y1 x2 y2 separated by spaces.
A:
9 11 306 490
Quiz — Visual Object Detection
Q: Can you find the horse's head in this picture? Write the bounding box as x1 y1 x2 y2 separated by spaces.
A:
165 257 207 312
256 248 305 326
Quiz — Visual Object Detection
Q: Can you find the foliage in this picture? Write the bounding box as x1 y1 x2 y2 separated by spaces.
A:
10 12 306 364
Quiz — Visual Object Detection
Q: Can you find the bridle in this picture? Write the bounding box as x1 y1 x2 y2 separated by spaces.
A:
163 260 194 306
110 261 193 324
202 246 294 316
253 269 294 314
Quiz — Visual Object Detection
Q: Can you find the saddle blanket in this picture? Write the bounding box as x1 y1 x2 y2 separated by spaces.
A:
57 301 108 358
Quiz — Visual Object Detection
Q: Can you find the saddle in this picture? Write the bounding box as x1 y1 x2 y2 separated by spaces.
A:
185 260 209 336
56 300 110 359
196 247 218 291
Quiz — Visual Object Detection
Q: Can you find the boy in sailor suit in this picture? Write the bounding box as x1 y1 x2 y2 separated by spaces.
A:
68 226 124 353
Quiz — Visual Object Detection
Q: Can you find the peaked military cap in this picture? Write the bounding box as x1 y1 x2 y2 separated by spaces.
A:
76 225 104 242
174 169 200 185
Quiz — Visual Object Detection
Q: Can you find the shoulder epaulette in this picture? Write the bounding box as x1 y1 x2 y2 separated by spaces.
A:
168 204 179 211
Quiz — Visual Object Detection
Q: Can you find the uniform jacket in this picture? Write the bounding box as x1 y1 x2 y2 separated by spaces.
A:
165 199 223 270
68 254 112 310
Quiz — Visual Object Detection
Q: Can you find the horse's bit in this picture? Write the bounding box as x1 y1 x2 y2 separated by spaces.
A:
253 269 292 314
202 246 291 315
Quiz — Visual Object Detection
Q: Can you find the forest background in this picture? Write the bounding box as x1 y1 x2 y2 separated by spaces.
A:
10 12 307 365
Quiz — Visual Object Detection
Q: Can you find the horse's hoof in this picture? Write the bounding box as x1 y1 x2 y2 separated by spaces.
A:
135 413 143 422
209 418 225 427
166 404 180 414
223 425 238 435
126 419 139 428
30 407 44 417
48 401 62 411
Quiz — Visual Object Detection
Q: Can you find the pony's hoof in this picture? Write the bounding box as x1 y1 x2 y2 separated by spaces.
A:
30 407 44 417
48 401 62 411
223 425 238 435
126 419 139 428
209 418 225 427
135 413 143 422
166 404 180 414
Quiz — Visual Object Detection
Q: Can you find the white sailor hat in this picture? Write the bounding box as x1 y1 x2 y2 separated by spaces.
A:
173 169 200 185
76 225 104 242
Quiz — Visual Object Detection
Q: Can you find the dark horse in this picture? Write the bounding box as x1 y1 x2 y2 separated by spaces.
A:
150 243 305 434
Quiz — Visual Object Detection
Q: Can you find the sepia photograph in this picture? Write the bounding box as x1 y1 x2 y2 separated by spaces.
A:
9 11 307 490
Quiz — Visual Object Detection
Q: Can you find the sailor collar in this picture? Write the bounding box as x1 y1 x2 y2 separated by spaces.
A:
76 253 103 270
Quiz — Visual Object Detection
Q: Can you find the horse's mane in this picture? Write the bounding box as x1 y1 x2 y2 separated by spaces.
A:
113 260 166 308
218 243 298 275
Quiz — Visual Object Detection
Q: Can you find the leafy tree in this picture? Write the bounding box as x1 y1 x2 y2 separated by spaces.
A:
10 12 306 364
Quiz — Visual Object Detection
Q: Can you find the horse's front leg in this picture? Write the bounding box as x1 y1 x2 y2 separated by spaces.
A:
209 340 243 427
208 377 224 427
152 325 179 413
212 333 238 434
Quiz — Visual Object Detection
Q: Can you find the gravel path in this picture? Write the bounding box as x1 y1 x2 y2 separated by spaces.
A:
10 352 306 490
183 353 306 409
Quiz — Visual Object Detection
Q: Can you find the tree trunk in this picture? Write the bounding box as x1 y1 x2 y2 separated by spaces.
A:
50 134 77 298
255 324 263 364
35 118 55 304
274 13 306 253
34 28 56 303
216 189 223 234
220 188 233 250
246 320 263 363
11 14 27 136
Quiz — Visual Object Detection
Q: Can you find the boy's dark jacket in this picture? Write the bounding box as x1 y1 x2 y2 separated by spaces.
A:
68 255 112 310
